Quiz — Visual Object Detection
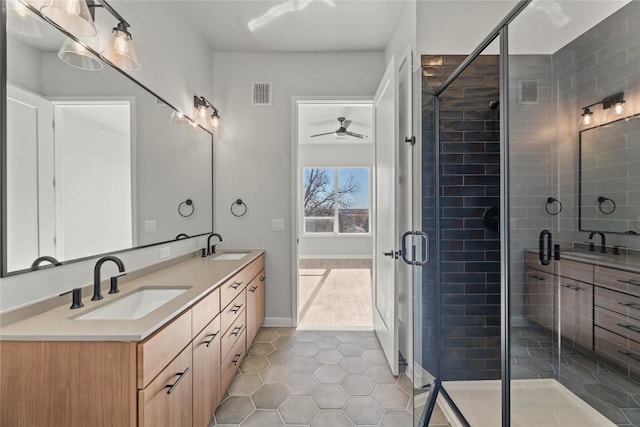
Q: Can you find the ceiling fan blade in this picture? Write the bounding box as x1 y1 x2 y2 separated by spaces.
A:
345 131 365 139
342 120 352 129
310 131 336 137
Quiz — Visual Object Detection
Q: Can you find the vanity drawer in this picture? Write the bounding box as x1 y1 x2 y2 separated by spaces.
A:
595 307 640 344
220 329 247 395
595 266 640 297
220 255 264 310
221 290 246 336
594 326 640 379
526 251 555 274
221 309 246 359
192 287 220 338
138 343 192 427
558 259 593 284
138 309 192 389
595 287 640 321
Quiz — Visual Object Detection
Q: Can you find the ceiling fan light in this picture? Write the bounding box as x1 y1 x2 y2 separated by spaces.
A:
40 0 97 37
58 36 103 71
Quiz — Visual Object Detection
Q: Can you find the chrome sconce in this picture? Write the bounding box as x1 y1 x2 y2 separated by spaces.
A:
15 0 141 71
194 96 222 130
581 92 625 126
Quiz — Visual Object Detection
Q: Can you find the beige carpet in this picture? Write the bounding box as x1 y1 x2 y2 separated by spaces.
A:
298 259 373 328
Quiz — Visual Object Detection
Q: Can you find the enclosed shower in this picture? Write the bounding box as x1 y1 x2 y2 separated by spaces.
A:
412 1 640 426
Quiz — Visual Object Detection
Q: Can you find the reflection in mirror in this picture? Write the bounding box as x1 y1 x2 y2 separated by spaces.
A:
4 5 213 275
580 114 640 234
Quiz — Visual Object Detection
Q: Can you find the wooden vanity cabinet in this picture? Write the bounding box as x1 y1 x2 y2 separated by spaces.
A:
558 276 593 349
524 267 556 331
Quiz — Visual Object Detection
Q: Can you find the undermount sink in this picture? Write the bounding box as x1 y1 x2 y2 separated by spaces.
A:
213 252 249 260
75 287 189 320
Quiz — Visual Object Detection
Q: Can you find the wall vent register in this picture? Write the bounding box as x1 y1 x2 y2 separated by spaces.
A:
252 82 272 106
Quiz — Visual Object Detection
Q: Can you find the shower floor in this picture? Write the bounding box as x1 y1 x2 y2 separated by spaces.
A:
440 379 616 427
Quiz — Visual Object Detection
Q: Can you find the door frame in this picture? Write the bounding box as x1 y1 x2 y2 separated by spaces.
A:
290 96 374 328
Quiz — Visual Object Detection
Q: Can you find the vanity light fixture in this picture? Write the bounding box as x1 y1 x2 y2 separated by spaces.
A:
194 96 222 129
581 92 625 125
101 21 141 71
40 0 97 37
58 36 104 70
7 0 44 37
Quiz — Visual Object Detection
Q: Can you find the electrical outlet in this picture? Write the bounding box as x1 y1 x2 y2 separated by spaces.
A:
160 246 171 259
145 220 157 232
272 219 285 232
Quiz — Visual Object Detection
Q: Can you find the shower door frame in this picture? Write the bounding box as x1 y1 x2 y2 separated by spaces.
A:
416 1 534 426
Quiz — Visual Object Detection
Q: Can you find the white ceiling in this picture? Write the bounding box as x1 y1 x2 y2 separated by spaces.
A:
177 0 405 52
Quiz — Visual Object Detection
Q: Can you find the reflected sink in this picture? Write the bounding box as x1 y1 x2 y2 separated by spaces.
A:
75 287 189 320
213 252 249 261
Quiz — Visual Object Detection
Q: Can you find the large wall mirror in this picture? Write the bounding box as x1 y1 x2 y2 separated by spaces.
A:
579 114 640 234
2 4 213 276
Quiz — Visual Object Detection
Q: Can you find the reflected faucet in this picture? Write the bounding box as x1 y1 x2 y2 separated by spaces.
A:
30 256 62 270
588 231 607 254
92 256 126 301
207 233 223 255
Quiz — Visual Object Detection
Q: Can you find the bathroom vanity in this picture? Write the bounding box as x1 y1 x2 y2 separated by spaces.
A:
0 250 265 427
525 250 640 380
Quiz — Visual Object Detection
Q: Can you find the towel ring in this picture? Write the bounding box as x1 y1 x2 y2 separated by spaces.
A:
178 199 195 217
545 197 562 216
231 199 248 217
597 196 616 215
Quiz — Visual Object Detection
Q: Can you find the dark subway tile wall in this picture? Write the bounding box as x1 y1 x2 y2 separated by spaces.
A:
422 54 502 381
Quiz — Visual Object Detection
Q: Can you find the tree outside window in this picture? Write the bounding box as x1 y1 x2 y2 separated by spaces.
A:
303 167 370 234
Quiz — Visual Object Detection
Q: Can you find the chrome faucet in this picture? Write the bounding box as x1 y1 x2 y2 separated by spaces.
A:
207 233 223 255
92 256 126 301
588 231 607 254
30 256 62 270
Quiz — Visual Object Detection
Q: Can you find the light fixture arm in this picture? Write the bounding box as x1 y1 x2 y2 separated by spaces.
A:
87 0 131 31
194 95 220 116
582 91 625 111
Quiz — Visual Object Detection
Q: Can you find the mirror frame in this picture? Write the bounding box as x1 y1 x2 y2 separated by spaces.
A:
578 112 640 235
0 5 214 277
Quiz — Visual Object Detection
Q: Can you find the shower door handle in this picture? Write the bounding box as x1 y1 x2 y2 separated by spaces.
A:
400 231 430 266
539 229 552 266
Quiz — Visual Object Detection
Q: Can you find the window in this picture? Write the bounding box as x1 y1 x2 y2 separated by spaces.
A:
303 167 370 234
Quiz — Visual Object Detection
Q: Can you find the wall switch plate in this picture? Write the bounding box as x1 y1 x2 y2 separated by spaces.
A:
145 220 157 232
272 219 285 232
160 246 171 259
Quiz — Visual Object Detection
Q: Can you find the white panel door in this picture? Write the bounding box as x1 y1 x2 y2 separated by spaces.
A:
397 49 414 375
6 85 54 272
374 57 399 375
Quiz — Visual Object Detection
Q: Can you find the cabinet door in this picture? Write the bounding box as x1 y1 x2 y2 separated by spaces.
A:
138 345 192 427
524 268 556 331
246 277 259 345
559 277 594 350
193 316 221 427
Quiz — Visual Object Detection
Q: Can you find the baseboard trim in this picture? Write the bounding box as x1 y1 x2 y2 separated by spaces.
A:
262 317 295 327
296 324 374 331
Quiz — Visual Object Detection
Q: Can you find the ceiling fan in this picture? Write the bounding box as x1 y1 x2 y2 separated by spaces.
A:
310 117 367 139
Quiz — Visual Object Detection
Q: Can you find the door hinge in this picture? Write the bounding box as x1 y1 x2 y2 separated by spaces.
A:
404 136 416 145
52 120 55 130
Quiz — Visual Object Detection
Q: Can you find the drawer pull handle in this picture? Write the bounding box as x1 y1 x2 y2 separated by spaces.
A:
231 326 243 336
204 331 220 347
232 352 243 366
249 286 258 293
528 274 544 281
260 276 266 282
618 302 640 311
230 304 243 313
562 284 580 291
617 323 640 334
230 281 244 289
618 350 640 362
617 279 640 287
165 367 190 395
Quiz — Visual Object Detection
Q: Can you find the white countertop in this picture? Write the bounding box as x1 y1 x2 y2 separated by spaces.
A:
0 250 264 342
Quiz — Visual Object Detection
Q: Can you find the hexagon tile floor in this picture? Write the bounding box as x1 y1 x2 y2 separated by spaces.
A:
212 327 419 427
